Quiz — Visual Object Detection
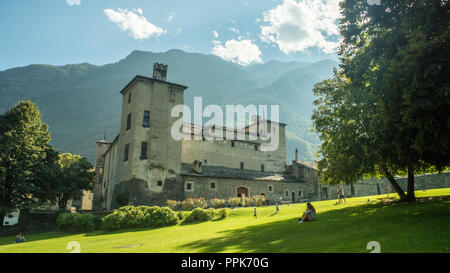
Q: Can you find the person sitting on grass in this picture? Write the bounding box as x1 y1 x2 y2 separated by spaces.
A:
14 232 25 243
298 203 316 223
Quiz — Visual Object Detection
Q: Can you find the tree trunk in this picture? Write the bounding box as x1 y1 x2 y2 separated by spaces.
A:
58 196 68 209
406 164 416 202
383 168 407 201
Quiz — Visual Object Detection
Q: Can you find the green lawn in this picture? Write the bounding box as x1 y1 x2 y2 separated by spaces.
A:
1 188 449 253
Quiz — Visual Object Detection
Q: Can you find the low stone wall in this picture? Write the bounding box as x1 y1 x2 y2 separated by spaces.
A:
1 210 114 237
1 210 64 237
322 172 450 200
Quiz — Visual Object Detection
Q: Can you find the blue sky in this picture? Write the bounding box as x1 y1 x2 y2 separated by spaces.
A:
0 0 341 70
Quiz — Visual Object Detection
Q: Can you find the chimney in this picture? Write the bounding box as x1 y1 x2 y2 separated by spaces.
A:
295 148 298 162
153 63 168 81
192 160 202 174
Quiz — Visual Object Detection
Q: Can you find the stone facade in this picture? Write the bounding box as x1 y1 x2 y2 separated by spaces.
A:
92 63 323 210
92 63 450 210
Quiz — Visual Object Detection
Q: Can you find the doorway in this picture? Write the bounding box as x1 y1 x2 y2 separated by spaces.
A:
237 187 248 197
322 187 328 199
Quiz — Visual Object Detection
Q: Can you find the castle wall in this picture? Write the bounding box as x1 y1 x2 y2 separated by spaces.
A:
181 138 286 173
320 172 450 200
182 176 319 204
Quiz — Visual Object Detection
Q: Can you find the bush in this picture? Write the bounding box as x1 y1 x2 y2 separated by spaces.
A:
183 208 216 223
250 195 266 207
56 213 101 232
166 200 179 210
240 196 251 207
210 198 226 209
177 211 190 221
101 205 178 231
227 197 241 208
181 198 207 211
216 208 230 218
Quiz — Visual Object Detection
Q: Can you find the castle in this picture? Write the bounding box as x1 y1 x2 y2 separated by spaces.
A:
92 63 450 210
92 63 320 210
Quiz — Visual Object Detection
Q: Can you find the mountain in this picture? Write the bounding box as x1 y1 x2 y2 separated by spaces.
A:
244 60 310 87
0 49 337 163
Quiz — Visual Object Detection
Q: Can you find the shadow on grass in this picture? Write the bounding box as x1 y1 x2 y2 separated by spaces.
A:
0 232 76 246
179 198 450 253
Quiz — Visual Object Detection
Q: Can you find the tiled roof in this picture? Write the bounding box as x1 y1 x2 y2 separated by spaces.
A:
180 163 302 183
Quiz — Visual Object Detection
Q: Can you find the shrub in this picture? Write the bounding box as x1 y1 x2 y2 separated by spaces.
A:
181 198 207 211
216 208 230 218
227 197 241 208
240 196 251 207
166 200 179 210
177 211 190 221
183 208 216 223
210 198 226 209
56 213 101 232
250 195 266 207
101 205 178 231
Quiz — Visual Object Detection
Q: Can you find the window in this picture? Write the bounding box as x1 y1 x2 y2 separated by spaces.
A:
351 183 355 195
261 164 264 172
254 145 258 151
169 89 176 103
240 162 244 170
231 141 235 147
126 113 131 130
210 182 216 189
143 111 150 127
157 180 163 187
128 92 131 104
298 191 303 197
124 144 129 161
186 182 193 191
268 185 273 192
285 190 289 197
140 142 148 159
204 159 208 164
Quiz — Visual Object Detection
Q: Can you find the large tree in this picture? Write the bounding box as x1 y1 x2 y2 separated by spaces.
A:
0 101 58 220
312 0 449 201
53 153 95 209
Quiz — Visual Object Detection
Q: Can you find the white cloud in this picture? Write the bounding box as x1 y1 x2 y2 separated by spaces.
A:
228 27 240 34
211 39 262 66
167 11 176 22
260 0 341 54
66 0 81 6
212 30 219 38
104 8 166 40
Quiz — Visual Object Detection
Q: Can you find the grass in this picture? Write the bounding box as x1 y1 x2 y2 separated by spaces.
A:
1 188 449 253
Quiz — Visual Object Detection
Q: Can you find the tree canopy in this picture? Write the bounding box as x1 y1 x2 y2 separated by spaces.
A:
53 153 95 209
312 0 449 201
0 101 57 218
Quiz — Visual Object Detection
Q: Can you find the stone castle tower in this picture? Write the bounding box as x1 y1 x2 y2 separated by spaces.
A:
94 63 188 209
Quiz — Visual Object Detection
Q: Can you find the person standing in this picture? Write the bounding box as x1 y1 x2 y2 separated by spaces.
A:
337 185 346 204
253 207 258 219
385 185 391 197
